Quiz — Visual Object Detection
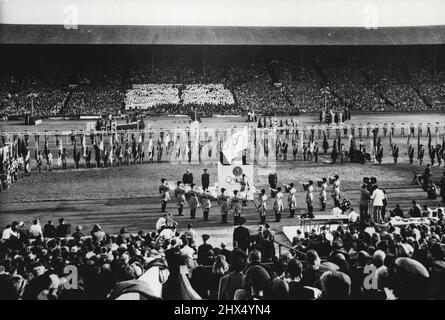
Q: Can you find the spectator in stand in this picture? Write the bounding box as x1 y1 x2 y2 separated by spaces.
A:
29 219 43 239
71 225 83 240
320 271 352 299
91 224 106 242
43 220 56 238
233 217 250 252
207 255 229 299
234 265 272 300
197 234 213 266
55 218 71 238
285 259 321 300
218 249 247 300
302 250 323 289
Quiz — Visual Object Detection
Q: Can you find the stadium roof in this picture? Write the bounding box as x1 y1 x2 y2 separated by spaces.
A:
1 24 445 45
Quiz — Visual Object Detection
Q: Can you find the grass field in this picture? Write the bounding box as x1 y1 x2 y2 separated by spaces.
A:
1 112 445 247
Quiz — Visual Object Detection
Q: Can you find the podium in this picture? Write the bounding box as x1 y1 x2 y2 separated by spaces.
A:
217 161 254 199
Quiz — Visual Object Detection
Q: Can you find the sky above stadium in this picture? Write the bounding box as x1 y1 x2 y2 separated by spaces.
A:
1 0 444 27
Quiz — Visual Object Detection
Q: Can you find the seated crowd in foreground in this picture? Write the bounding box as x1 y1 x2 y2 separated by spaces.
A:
1 211 445 300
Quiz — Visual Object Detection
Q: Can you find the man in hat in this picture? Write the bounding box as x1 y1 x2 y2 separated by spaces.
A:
197 234 213 265
390 257 431 299
201 168 209 191
233 217 250 252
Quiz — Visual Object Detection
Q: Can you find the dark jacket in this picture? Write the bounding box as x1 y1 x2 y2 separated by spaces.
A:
233 226 250 251
183 173 194 185
201 173 210 188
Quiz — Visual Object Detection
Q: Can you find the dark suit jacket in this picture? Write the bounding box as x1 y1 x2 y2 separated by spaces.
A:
218 272 245 300
201 173 210 188
183 173 194 185
233 226 250 251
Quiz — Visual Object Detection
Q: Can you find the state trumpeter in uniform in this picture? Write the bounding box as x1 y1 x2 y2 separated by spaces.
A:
231 190 242 225
218 188 230 223
273 187 284 222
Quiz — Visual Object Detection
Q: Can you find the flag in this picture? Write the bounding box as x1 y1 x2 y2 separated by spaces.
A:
82 133 87 157
222 127 249 164
35 135 39 151
389 130 393 148
299 129 303 149
428 129 432 151
109 134 113 163
99 136 104 151
417 129 420 151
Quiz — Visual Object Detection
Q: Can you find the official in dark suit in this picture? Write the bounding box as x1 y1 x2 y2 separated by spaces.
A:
201 169 210 191
233 217 250 252
182 169 194 185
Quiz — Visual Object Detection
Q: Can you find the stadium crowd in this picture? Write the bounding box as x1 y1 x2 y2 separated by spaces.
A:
0 203 444 300
1 47 443 118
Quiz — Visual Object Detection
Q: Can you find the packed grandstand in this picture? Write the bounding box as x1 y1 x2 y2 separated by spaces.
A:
1 46 444 118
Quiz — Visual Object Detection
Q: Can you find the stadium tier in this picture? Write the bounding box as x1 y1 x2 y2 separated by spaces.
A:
1 46 444 118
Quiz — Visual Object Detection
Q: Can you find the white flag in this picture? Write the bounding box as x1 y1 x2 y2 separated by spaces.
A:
82 134 87 157
222 127 248 164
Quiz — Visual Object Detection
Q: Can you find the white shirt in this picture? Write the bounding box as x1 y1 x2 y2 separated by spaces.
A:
2 227 17 240
184 229 197 242
156 217 168 231
348 211 360 223
331 207 343 216
371 189 386 206
29 224 43 238
159 228 174 240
